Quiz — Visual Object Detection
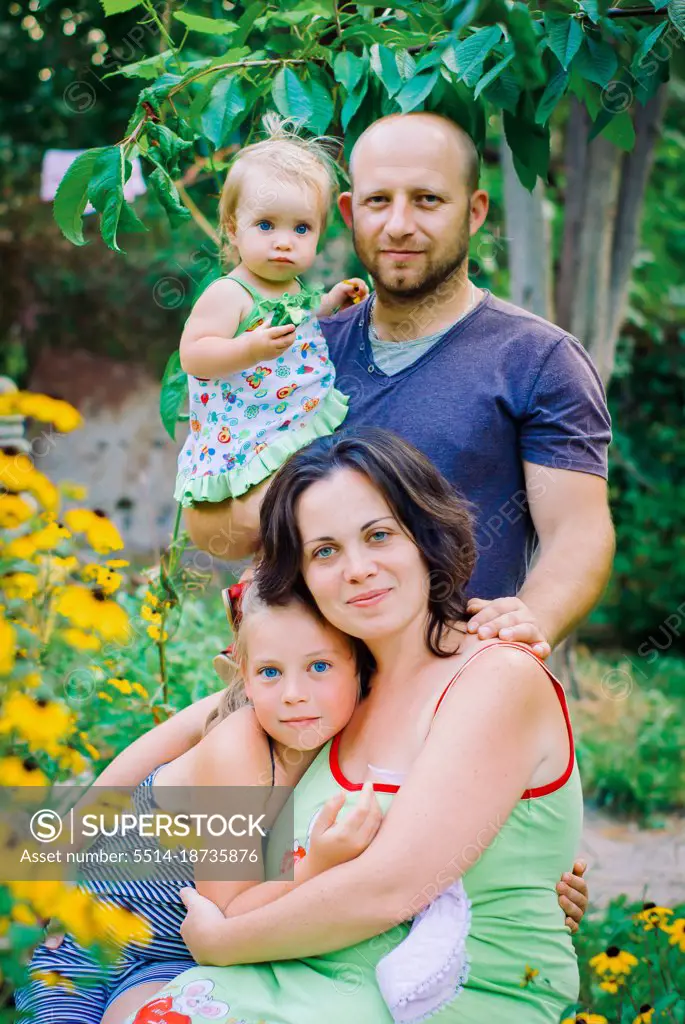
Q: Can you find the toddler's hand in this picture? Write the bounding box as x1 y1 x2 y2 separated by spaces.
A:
317 278 370 317
307 780 382 874
245 323 297 362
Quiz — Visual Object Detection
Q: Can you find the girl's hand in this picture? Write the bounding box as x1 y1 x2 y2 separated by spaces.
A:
245 323 297 362
307 780 382 874
317 278 370 318
180 887 233 966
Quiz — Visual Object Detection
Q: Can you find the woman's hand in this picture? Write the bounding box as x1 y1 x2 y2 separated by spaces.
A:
557 859 588 934
466 596 551 659
307 780 383 875
317 278 369 318
179 888 233 966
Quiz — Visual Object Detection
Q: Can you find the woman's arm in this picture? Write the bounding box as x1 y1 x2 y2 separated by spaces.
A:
180 647 559 965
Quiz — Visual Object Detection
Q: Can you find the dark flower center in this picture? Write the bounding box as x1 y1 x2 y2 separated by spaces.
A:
93 588 106 602
639 1006 653 1014
606 945 620 957
36 698 48 708
642 901 656 910
22 758 39 772
92 509 107 518
0 446 20 456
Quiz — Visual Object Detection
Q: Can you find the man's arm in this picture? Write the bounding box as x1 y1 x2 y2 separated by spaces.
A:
468 465 615 651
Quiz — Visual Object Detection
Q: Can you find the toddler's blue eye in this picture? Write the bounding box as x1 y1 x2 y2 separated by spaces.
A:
294 224 309 235
314 545 334 559
257 221 273 231
310 661 331 674
259 666 281 679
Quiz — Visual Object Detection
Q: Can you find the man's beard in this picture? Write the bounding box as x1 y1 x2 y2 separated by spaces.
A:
351 223 471 303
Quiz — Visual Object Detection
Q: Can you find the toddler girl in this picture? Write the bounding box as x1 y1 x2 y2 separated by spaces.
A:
174 116 368 557
16 586 376 1024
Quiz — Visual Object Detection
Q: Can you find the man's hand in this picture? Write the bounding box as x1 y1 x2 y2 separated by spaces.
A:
180 887 232 965
557 859 588 934
317 278 369 317
466 597 551 659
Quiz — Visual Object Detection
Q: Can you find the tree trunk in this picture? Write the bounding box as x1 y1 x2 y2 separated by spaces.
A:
501 139 554 320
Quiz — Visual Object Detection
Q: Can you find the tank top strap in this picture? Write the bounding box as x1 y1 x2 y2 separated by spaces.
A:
224 273 265 304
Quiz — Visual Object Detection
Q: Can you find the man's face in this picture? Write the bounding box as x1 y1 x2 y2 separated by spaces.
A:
342 121 479 301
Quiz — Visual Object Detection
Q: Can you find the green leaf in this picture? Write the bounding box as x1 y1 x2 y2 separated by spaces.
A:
200 75 247 148
669 0 685 35
86 147 128 252
473 50 515 100
535 63 569 123
99 0 141 13
53 147 106 246
395 50 416 82
578 1 601 23
573 37 618 86
631 21 668 74
544 13 584 70
482 67 521 114
444 26 503 87
148 167 191 229
503 102 550 189
271 67 314 124
370 44 403 97
106 50 172 80
160 351 188 441
333 51 368 93
598 109 636 150
173 11 237 34
146 122 194 177
118 201 147 234
233 2 264 46
395 71 440 113
307 78 334 134
341 75 370 131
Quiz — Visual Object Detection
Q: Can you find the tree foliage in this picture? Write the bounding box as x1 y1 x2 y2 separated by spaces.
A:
53 0 684 250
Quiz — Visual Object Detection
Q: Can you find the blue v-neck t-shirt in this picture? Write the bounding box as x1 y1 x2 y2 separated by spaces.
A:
319 291 611 600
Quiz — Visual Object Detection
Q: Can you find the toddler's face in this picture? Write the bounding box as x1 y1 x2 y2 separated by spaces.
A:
230 170 323 282
241 603 359 753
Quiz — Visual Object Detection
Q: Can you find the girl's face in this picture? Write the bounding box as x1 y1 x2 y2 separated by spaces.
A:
229 170 322 282
298 468 430 643
241 603 359 752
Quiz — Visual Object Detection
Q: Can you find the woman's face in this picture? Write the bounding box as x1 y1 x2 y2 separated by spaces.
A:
297 468 430 642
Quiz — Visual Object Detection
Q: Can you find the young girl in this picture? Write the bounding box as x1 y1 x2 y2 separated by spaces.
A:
174 116 368 557
16 587 378 1024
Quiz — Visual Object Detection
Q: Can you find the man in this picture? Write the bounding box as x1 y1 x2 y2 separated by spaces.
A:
221 111 614 658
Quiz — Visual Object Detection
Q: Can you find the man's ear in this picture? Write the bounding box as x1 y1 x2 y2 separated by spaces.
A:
468 189 489 237
338 191 353 229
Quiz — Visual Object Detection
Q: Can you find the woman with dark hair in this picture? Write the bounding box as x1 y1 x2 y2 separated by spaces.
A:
127 426 584 1024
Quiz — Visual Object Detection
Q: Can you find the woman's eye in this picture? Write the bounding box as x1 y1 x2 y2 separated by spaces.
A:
294 224 309 235
257 220 273 231
313 545 335 560
370 530 389 542
258 666 281 679
309 661 331 674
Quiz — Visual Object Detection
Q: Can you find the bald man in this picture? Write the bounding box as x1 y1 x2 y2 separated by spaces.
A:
223 113 614 657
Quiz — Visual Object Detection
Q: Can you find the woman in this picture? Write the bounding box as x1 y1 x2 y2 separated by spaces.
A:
124 427 584 1024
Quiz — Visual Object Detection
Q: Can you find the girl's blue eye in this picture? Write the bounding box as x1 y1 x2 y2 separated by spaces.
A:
314 545 334 560
370 530 389 542
259 666 281 679
257 221 272 231
310 661 331 674
294 224 309 235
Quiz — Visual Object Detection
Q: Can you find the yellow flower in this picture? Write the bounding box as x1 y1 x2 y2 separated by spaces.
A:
57 746 88 774
55 585 129 643
41 553 79 584
94 902 152 948
9 880 70 920
55 887 100 947
11 902 40 926
131 682 148 699
0 572 39 601
144 591 160 608
589 946 638 977
98 691 114 703
0 392 82 432
146 624 168 642
106 559 129 568
634 902 673 932
0 493 34 528
4 521 71 559
0 756 48 787
60 482 88 501
599 974 625 994
107 677 133 695
64 508 124 554
140 603 161 624
77 733 100 760
633 1006 654 1024
520 965 539 987
82 563 123 595
561 1016 608 1024
0 692 74 754
31 971 75 992
0 616 16 675
0 452 59 512
61 627 101 651
664 917 685 952
22 671 42 689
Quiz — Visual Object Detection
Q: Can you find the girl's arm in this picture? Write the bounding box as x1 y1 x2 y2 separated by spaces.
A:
179 279 294 378
179 647 561 965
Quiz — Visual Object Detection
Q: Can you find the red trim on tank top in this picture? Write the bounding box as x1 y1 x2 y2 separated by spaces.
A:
329 733 400 793
432 640 575 800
